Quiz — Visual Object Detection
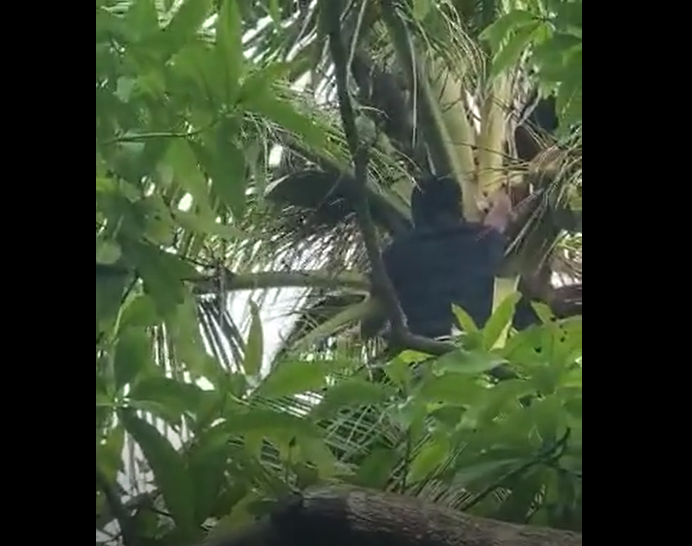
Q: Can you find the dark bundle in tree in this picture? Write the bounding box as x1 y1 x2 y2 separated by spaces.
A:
383 176 537 337
199 486 582 546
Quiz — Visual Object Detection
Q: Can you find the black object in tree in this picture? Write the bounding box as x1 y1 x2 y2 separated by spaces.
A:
383 176 536 338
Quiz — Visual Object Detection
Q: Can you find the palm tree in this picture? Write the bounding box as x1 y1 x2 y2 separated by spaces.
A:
96 2 582 542
202 0 583 359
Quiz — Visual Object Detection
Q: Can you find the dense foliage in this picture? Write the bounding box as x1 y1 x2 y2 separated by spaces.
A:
96 1 582 545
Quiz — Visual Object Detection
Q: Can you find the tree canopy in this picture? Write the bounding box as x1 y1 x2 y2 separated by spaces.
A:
96 1 582 545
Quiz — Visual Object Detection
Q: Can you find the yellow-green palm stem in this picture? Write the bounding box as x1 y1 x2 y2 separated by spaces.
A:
427 58 480 222
477 75 510 200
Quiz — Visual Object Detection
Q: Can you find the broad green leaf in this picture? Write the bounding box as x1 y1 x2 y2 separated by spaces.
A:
554 2 583 29
119 294 160 329
408 435 450 483
385 357 413 387
173 209 244 240
433 348 507 375
221 407 321 437
129 376 205 417
480 10 537 48
165 289 218 379
353 447 398 488
243 300 264 376
531 301 556 324
141 195 176 246
314 380 392 418
120 240 197 317
120 410 195 532
243 92 332 154
186 433 229 523
211 121 247 218
166 139 213 217
237 63 293 104
114 327 152 390
216 0 244 101
482 292 521 350
169 41 220 104
125 0 160 41
255 360 326 398
491 22 544 76
452 304 480 333
297 437 339 477
417 374 485 404
160 0 213 59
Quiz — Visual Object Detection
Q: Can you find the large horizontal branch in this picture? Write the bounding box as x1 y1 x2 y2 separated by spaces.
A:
192 270 370 295
199 486 581 546
96 264 369 294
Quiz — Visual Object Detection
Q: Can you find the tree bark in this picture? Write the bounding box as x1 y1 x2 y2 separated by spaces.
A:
200 486 582 546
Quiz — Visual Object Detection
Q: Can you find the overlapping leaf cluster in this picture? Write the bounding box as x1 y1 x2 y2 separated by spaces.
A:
96 1 582 544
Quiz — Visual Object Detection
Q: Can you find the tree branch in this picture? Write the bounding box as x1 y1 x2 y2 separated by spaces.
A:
198 486 582 546
97 265 370 295
324 0 458 359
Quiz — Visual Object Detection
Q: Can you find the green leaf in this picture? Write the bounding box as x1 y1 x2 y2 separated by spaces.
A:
120 240 197 317
242 300 264 376
165 289 218 378
114 328 152 390
482 292 521 349
210 120 247 218
237 63 293 104
433 348 508 375
314 380 392 418
166 138 213 217
353 447 398 488
173 209 244 240
216 0 244 101
161 0 213 58
296 437 339 476
417 374 485 404
408 435 450 483
491 22 544 76
119 410 195 532
186 432 229 522
531 302 556 324
242 92 332 155
480 10 537 47
125 0 160 41
129 377 205 417
452 304 480 333
120 294 160 329
221 407 321 438
255 360 326 398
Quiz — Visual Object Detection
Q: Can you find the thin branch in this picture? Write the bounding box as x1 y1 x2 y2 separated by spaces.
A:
97 265 370 294
96 467 139 546
324 0 460 358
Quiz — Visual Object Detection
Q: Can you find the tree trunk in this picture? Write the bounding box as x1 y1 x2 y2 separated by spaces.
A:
200 486 582 546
